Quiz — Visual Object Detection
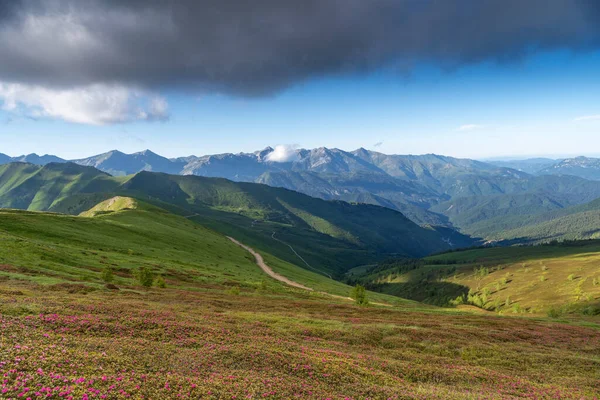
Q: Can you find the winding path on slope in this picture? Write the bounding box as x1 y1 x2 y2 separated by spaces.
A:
227 236 396 307
227 236 313 291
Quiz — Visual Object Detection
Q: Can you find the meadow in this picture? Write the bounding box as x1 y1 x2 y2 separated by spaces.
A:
0 201 599 398
1 279 599 399
356 241 600 316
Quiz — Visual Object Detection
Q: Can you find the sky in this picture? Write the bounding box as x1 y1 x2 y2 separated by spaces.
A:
0 0 600 160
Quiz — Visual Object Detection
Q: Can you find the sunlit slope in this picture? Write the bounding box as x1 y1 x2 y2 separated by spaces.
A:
0 201 404 302
425 242 600 315
0 162 125 212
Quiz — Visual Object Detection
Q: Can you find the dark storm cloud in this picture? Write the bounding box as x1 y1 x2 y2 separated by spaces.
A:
1 0 600 95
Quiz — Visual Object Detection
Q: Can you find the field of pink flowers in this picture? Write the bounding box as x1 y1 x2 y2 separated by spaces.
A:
1 281 599 399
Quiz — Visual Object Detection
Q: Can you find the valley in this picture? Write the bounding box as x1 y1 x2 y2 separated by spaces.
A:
0 195 598 399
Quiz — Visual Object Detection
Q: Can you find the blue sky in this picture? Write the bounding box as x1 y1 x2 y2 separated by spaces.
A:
1 48 600 160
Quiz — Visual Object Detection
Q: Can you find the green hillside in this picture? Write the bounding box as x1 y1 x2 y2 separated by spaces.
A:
0 163 475 276
463 196 600 243
0 180 598 399
349 241 600 316
0 162 126 212
0 200 399 301
0 201 598 398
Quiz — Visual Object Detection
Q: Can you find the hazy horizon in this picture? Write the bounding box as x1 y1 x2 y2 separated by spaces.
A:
3 144 600 163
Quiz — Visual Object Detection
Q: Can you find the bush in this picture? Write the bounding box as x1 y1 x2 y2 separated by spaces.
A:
582 305 600 316
135 266 154 287
227 286 240 295
256 279 268 293
568 274 575 281
154 276 166 288
474 266 489 278
540 275 547 282
449 294 465 306
547 307 562 318
350 284 369 306
101 267 114 283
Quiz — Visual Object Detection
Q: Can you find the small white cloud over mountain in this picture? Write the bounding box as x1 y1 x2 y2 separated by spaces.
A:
265 145 300 163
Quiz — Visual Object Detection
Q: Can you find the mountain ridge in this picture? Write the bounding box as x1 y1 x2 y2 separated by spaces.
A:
4 148 600 238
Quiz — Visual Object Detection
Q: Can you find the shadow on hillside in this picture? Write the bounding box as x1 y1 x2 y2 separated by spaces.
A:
494 236 555 246
368 280 469 306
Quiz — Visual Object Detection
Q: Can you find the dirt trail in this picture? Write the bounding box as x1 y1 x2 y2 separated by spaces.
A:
227 236 313 291
228 236 393 307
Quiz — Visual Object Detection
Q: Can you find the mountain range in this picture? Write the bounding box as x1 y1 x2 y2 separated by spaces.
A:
4 148 600 242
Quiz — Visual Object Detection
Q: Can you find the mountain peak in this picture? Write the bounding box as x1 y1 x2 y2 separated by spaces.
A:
135 149 160 157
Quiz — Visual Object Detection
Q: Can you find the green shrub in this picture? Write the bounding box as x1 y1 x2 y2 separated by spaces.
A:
468 293 486 308
154 276 166 288
101 267 114 283
256 279 268 293
539 275 546 282
493 298 502 311
449 294 465 306
568 274 575 281
474 266 489 278
541 265 548 271
135 266 154 287
582 305 600 316
547 307 562 318
227 286 240 295
350 284 369 306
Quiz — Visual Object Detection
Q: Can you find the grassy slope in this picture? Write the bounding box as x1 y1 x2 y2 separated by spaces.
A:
0 202 599 398
0 202 405 304
2 280 599 399
0 162 126 213
423 242 600 314
349 242 600 316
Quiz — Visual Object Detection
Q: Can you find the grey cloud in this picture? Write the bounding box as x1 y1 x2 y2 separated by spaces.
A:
0 0 599 95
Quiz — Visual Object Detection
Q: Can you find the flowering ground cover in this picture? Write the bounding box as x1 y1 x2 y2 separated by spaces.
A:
0 206 599 399
1 281 599 399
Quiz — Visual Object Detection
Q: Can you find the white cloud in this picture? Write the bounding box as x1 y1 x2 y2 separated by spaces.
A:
0 83 169 125
574 115 600 122
456 124 485 131
265 144 300 163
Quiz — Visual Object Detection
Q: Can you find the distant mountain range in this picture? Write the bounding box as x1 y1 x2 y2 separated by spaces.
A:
4 148 600 241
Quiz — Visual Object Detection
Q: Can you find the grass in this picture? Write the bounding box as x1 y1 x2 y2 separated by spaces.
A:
0 202 599 398
0 201 405 304
1 279 599 399
424 242 600 314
